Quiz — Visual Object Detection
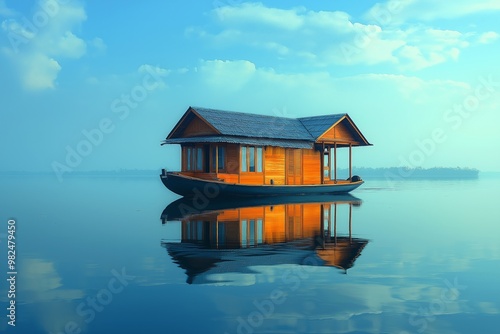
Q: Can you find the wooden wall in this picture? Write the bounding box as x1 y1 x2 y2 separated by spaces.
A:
182 116 217 137
240 173 264 184
181 144 323 186
302 149 321 184
225 144 240 174
217 173 239 183
320 120 356 142
286 149 302 185
264 146 285 185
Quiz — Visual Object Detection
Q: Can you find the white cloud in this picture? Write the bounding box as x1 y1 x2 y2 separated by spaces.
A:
199 59 256 91
478 31 499 44
0 0 88 90
89 36 107 53
21 53 62 89
194 3 489 71
365 0 500 22
50 31 86 58
393 28 468 70
213 3 305 30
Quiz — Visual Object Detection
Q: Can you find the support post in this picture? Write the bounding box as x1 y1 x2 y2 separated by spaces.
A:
321 143 325 184
349 144 352 180
333 143 337 183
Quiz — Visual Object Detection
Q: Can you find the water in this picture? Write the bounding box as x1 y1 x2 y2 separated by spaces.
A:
1 175 499 333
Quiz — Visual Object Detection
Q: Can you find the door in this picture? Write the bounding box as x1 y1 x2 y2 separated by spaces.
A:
286 149 302 185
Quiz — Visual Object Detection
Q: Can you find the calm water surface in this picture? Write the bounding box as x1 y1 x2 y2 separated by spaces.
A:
1 175 499 333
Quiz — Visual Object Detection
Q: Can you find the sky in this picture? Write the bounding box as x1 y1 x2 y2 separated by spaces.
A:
1 0 500 176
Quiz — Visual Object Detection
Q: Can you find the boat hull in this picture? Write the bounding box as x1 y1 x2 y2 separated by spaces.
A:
160 172 363 197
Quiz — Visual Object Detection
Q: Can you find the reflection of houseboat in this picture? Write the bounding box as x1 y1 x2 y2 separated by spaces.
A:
161 196 369 284
160 107 372 197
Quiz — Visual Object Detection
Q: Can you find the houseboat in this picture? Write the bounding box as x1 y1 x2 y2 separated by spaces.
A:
160 107 372 197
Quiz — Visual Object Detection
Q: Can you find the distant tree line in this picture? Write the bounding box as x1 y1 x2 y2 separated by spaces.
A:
344 167 479 179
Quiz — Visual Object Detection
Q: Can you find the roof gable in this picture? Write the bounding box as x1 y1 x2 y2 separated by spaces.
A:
167 107 220 139
300 114 371 146
299 114 345 139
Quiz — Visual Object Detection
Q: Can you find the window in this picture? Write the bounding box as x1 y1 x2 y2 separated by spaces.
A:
211 145 226 172
256 148 263 172
241 147 247 172
241 146 263 172
218 146 225 171
249 147 255 172
186 147 192 171
196 147 203 171
184 146 204 172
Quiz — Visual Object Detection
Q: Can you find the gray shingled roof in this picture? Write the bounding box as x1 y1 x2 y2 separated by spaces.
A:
299 114 346 139
164 106 371 147
193 107 314 141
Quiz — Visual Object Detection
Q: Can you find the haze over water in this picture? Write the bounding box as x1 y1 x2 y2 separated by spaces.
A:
1 175 499 333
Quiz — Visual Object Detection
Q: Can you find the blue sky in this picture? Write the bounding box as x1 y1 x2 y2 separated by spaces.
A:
1 0 499 175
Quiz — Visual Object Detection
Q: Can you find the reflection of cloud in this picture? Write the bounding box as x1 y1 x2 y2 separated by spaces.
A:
20 258 84 301
212 267 498 333
19 258 86 334
135 256 172 287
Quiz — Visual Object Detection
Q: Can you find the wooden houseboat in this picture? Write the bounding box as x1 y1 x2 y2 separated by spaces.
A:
160 107 372 197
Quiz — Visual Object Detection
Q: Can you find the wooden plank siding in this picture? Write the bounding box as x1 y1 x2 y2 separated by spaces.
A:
319 120 356 143
264 146 285 185
285 149 302 185
181 115 218 137
217 173 239 183
225 144 240 175
240 172 264 185
302 149 321 184
181 144 324 186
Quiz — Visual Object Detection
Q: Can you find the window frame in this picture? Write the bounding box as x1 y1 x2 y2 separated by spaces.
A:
241 145 263 173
